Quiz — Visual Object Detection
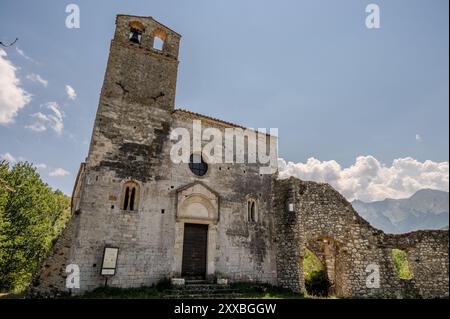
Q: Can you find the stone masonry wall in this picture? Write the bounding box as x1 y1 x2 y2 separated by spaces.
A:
28 210 82 297
274 177 449 298
273 178 305 293
170 111 278 284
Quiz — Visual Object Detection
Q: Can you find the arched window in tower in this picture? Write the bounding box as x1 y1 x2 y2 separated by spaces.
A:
121 181 140 211
129 21 145 44
247 198 258 222
152 29 167 51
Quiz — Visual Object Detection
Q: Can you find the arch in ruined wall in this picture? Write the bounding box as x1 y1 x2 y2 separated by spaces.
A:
304 236 345 296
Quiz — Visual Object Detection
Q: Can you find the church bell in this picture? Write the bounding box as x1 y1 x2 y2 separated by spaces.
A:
129 28 142 44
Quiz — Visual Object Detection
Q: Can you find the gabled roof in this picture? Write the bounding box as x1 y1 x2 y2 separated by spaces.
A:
173 109 275 137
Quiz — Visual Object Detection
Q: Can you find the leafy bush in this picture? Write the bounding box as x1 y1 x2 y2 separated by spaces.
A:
303 249 331 297
392 249 413 280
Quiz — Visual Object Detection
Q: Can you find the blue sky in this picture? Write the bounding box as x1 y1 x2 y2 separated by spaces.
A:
0 0 448 200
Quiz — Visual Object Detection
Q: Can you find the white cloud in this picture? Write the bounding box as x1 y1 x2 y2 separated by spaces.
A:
49 168 70 177
0 152 16 163
15 47 33 62
26 102 64 135
0 153 46 170
25 122 47 132
34 163 47 169
0 48 32 124
65 85 76 100
415 134 422 142
26 73 48 87
278 156 449 202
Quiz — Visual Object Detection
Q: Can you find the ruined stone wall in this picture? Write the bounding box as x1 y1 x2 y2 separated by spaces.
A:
274 177 449 298
384 231 449 298
273 179 305 293
29 203 83 297
29 164 87 297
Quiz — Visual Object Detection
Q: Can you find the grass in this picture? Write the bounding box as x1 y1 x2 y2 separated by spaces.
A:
229 282 306 299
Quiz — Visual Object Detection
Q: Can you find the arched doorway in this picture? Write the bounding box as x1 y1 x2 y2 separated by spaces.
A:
174 182 219 279
303 237 339 296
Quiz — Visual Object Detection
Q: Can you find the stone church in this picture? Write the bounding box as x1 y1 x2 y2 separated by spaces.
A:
32 15 449 298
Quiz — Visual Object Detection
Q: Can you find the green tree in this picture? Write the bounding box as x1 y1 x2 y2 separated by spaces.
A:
392 248 413 280
0 161 71 293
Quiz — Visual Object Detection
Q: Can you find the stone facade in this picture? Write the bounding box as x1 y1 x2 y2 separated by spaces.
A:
30 15 449 298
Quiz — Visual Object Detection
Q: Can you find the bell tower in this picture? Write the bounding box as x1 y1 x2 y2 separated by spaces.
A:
101 15 181 111
87 15 181 181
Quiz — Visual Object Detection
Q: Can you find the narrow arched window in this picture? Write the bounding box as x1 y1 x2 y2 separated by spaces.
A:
247 198 258 223
251 202 256 222
152 29 167 51
153 36 164 50
121 181 140 211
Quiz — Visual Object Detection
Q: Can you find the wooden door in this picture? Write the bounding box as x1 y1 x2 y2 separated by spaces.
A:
181 223 208 278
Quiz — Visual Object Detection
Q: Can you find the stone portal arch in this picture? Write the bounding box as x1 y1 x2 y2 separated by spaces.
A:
173 182 219 279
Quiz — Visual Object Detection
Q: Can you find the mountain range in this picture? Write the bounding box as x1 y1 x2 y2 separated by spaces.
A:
352 189 449 234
